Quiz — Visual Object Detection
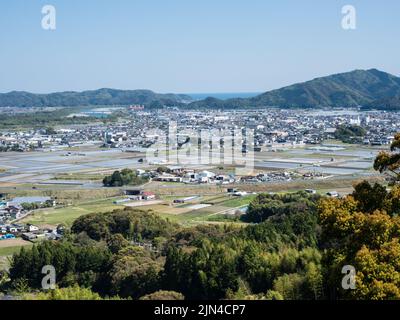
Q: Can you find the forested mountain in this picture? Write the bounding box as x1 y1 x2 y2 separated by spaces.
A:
188 69 400 109
253 68 400 108
0 89 192 108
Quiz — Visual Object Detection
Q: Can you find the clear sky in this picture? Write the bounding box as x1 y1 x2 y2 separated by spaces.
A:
1 0 399 94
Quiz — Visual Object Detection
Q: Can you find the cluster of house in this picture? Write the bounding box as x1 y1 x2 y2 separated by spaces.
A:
131 108 399 149
2 108 400 154
0 202 24 222
0 125 107 153
0 195 63 242
0 196 55 223
0 128 57 152
238 171 326 184
144 166 328 186
153 166 235 185
247 110 397 148
2 107 399 156
0 222 63 242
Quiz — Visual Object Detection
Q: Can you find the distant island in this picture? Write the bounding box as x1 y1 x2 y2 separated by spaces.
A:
2 69 400 110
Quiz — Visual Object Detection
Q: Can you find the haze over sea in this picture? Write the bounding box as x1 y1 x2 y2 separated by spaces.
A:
187 92 261 101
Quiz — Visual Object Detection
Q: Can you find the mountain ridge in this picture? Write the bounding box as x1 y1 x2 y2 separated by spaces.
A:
2 69 400 110
187 69 400 109
0 88 192 108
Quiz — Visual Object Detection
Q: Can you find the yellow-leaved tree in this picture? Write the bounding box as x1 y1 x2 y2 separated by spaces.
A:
319 134 400 300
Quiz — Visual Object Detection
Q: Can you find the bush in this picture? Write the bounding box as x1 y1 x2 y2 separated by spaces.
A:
139 290 185 300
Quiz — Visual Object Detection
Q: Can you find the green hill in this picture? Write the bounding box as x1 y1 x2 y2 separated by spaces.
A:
0 88 192 108
189 69 400 109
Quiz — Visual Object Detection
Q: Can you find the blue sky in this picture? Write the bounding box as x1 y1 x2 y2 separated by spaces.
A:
0 0 399 93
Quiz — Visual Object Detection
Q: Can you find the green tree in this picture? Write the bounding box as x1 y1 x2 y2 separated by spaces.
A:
163 242 239 300
139 290 185 300
273 273 305 300
374 133 400 184
107 234 130 254
304 262 323 300
102 169 148 187
107 247 162 299
34 285 103 300
352 181 388 213
264 290 284 300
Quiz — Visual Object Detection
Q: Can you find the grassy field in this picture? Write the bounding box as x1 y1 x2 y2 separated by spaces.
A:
0 244 33 257
19 195 238 227
18 192 253 227
157 210 216 224
0 239 34 270
0 244 35 270
52 173 107 181
138 194 255 225
219 195 257 207
1 187 123 205
21 197 125 227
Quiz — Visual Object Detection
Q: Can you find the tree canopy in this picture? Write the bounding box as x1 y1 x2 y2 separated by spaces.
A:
103 169 148 187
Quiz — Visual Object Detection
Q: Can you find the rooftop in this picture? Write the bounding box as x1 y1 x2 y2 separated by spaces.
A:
10 197 52 205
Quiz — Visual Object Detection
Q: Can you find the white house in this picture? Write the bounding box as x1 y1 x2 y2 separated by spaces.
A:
27 224 40 232
199 171 215 178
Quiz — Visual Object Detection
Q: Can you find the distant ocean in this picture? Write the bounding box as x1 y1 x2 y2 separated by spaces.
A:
187 92 261 101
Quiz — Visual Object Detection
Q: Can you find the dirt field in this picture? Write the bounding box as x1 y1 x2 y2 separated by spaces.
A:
0 238 32 248
123 200 164 207
135 204 197 215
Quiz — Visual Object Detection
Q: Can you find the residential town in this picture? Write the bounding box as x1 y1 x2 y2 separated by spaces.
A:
1 108 398 153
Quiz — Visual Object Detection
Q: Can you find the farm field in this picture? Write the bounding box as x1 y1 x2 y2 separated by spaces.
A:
16 172 385 228
0 239 33 257
0 238 32 249
52 172 107 181
136 194 256 225
17 193 255 228
0 245 32 258
0 239 35 270
21 197 125 227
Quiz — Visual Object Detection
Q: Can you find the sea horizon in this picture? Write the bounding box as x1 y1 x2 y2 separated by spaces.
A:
186 92 262 101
